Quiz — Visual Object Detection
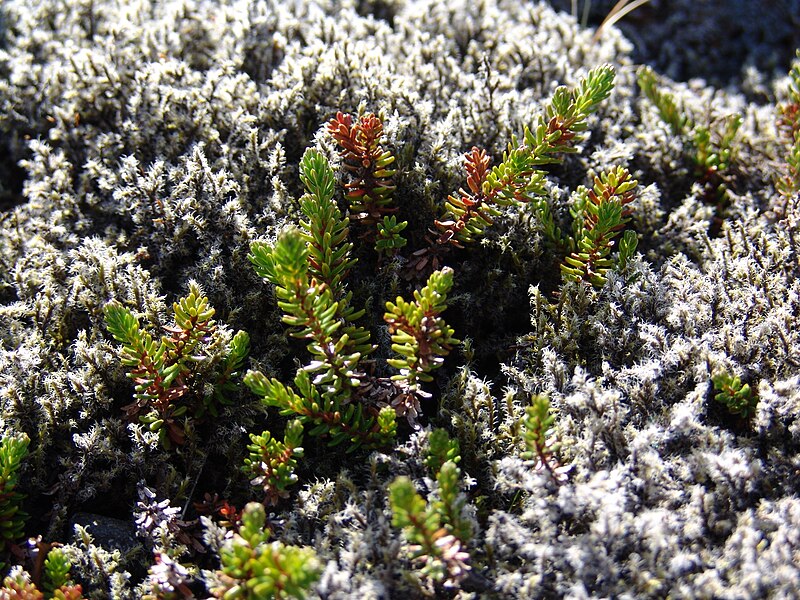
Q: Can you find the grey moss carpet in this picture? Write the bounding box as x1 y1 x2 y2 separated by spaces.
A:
1 0 799 597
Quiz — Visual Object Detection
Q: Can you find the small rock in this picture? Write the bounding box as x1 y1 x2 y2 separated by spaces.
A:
70 513 142 556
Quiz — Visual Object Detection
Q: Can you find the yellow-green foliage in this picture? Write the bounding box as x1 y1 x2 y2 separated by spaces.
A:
0 433 29 571
244 366 397 451
213 503 320 600
712 372 758 418
520 395 562 474
248 229 369 398
385 268 459 390
777 51 800 198
0 547 83 600
243 420 305 506
638 65 742 203
434 65 616 250
247 147 458 446
389 430 471 586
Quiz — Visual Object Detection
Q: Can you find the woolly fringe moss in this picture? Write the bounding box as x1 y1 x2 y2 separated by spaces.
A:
0 0 799 597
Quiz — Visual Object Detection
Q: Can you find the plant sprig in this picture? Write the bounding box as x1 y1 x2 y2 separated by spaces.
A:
777 51 800 200
638 65 742 207
561 166 639 287
0 546 84 600
212 502 320 599
712 372 758 419
425 430 472 543
520 395 565 479
389 478 471 587
328 112 404 244
244 369 397 451
249 229 368 398
412 64 616 273
42 548 83 600
297 148 357 301
105 284 249 448
0 433 29 571
243 419 305 506
389 430 472 587
248 147 459 445
385 268 459 423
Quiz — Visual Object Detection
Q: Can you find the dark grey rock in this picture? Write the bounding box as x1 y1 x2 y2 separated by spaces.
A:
70 512 142 557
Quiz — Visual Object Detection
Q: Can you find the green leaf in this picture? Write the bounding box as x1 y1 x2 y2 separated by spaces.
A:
520 394 562 471
637 65 690 135
561 167 638 287
384 268 458 402
243 419 305 505
300 148 336 202
42 548 74 596
436 65 616 249
712 372 758 418
0 433 29 568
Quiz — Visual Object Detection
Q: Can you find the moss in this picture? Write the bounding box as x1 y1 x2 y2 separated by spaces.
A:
0 0 799 597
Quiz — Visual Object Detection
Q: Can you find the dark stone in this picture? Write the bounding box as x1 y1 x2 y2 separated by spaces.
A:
70 512 142 557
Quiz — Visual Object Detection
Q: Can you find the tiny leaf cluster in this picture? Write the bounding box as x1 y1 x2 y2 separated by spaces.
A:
249 226 368 399
247 146 457 450
0 434 29 572
777 51 800 200
1 547 83 600
328 112 406 254
104 284 250 448
410 64 616 273
244 367 398 451
243 420 305 506
712 372 758 419
389 430 472 587
560 167 639 287
520 395 564 479
212 502 320 600
385 268 459 423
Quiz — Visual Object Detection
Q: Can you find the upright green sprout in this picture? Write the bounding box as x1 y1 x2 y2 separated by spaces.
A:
389 430 471 587
243 419 305 506
422 65 616 263
328 112 406 255
638 65 742 207
42 548 83 599
249 149 371 399
561 167 639 287
0 433 29 571
424 430 473 543
104 284 250 448
248 229 368 399
776 50 800 202
0 546 83 599
520 395 563 478
244 349 397 451
247 146 459 447
212 503 320 599
385 268 459 423
297 148 359 310
712 373 758 419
